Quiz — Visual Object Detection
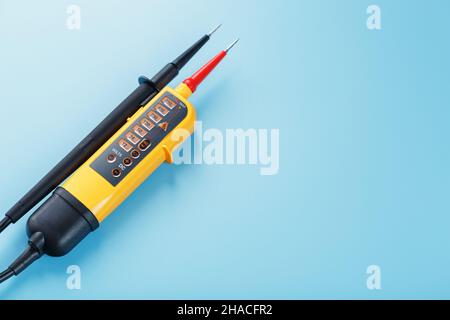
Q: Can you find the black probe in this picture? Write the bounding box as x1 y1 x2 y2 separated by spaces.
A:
0 25 221 234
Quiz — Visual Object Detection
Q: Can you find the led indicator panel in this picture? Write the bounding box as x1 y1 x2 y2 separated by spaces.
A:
90 92 188 186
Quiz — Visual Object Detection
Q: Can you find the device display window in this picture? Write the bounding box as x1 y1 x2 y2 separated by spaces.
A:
162 97 177 109
148 111 162 123
133 125 148 138
155 104 169 116
118 139 133 152
140 118 155 131
91 92 187 187
125 132 141 145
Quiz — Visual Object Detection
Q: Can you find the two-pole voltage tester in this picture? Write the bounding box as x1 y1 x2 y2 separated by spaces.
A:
0 27 238 284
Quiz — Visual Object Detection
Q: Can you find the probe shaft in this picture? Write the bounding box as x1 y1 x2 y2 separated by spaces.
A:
225 38 239 52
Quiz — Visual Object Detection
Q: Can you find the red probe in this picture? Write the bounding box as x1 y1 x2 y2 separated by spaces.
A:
183 39 239 93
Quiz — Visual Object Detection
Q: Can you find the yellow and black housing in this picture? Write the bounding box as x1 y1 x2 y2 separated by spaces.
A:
27 84 195 256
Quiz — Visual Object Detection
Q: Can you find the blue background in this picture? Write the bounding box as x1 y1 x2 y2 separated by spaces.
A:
0 0 449 299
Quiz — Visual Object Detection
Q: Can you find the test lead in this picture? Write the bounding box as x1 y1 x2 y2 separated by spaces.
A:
0 37 238 284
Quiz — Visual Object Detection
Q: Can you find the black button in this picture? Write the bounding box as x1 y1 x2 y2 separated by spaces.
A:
131 149 140 159
107 154 116 163
123 157 132 167
112 168 121 177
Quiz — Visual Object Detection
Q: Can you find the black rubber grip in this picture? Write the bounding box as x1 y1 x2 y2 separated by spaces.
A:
26 187 99 257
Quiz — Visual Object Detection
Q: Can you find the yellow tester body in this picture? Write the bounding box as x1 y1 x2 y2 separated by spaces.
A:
24 44 234 258
23 45 235 258
63 84 194 223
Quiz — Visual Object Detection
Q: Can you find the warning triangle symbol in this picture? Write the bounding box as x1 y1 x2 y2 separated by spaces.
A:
159 122 169 132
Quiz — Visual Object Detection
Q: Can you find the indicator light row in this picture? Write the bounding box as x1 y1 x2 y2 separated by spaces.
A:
117 97 177 153
107 96 178 178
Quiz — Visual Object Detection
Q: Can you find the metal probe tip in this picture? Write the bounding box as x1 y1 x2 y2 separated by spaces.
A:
225 38 239 53
208 24 222 37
